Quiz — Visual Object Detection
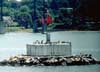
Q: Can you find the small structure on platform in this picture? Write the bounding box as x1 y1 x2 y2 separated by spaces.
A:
26 33 72 57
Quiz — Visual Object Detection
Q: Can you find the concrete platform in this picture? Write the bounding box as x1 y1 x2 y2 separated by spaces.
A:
26 41 72 57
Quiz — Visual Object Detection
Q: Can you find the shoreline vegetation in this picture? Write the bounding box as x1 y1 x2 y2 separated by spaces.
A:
6 27 100 33
1 0 100 33
6 27 33 33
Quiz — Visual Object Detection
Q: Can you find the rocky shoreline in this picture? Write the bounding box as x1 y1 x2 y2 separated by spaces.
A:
0 54 100 66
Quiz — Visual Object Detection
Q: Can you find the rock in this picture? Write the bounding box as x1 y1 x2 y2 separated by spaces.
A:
0 54 100 66
96 61 100 64
0 60 8 66
61 61 67 66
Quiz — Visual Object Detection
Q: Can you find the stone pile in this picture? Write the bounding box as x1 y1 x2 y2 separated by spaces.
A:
0 54 100 66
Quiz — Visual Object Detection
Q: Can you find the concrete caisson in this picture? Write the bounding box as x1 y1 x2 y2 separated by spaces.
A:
26 42 72 57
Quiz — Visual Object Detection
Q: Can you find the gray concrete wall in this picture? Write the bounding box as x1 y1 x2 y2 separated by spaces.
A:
27 43 72 56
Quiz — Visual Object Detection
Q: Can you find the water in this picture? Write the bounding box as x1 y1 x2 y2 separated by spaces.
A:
0 31 100 72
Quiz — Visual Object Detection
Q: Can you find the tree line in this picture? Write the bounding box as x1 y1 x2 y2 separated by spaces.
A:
0 0 100 30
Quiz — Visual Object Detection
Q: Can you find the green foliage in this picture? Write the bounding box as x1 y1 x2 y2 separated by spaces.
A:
20 5 30 12
2 7 9 16
16 6 32 28
3 0 11 7
9 8 15 19
1 0 100 31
